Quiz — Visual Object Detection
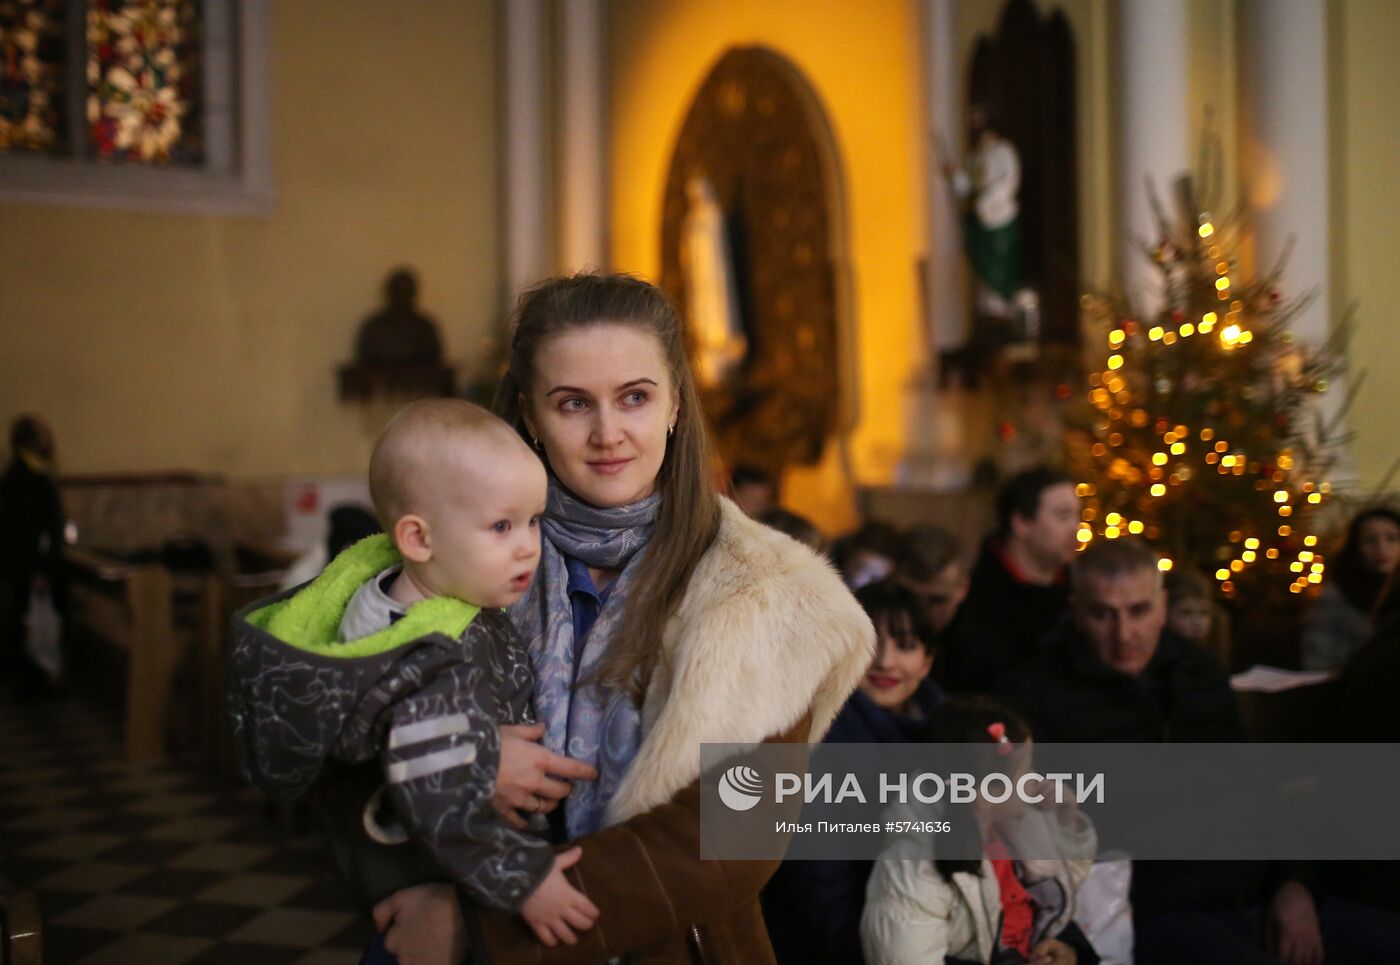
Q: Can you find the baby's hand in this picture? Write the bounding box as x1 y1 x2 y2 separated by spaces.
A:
519 847 599 947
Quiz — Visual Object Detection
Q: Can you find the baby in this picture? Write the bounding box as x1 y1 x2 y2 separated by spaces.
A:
228 399 597 945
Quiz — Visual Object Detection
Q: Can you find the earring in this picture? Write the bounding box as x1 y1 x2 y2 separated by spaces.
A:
531 435 542 450
667 423 675 437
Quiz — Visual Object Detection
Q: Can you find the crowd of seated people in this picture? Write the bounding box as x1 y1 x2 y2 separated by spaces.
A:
740 466 1400 965
10 443 1397 964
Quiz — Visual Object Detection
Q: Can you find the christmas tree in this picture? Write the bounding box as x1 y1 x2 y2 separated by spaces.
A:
1069 173 1350 600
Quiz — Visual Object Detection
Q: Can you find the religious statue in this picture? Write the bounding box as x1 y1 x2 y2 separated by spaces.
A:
940 106 1039 341
355 268 443 366
680 174 748 390
339 267 454 402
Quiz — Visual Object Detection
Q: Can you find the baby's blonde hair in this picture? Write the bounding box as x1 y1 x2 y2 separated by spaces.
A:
369 399 521 526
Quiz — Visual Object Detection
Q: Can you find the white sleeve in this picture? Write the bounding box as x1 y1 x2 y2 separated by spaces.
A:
975 141 1021 227
861 859 955 965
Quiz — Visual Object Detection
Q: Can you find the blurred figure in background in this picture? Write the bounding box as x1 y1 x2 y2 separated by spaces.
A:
1164 567 1232 670
278 503 383 592
730 463 776 517
832 521 904 590
1316 570 1400 956
0 415 66 685
1301 506 1400 671
894 524 997 693
960 466 1080 686
758 507 826 555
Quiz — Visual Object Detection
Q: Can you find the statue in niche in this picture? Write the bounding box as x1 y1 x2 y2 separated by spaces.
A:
355 268 443 366
940 105 1040 345
680 174 748 390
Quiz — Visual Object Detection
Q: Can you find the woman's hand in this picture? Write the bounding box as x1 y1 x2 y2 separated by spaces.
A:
1029 937 1077 965
373 883 467 965
495 723 599 830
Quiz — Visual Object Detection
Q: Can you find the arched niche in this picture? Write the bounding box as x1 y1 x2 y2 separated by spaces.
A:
659 46 852 475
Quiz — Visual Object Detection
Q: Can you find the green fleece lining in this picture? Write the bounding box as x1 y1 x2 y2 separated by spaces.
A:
248 534 480 658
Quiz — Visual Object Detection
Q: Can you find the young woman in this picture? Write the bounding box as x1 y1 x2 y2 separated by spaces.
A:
1301 507 1400 670
370 273 875 964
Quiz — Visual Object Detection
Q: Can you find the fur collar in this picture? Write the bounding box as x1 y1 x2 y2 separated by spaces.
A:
605 497 875 823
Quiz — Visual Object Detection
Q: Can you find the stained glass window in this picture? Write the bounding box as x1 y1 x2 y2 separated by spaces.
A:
0 0 69 153
1 0 203 165
87 0 202 164
0 0 270 215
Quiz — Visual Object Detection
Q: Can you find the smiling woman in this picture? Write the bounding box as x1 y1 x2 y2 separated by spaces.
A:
525 327 679 511
367 273 875 964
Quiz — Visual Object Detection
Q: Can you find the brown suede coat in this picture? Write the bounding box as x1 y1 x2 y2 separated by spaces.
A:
470 499 874 963
473 715 810 964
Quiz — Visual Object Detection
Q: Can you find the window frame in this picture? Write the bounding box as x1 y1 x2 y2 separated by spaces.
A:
0 0 273 217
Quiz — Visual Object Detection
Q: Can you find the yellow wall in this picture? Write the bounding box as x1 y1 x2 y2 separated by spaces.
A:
0 1 500 476
1333 0 1400 492
607 0 927 532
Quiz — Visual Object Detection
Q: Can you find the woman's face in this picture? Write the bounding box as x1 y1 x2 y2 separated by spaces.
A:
860 612 934 712
1357 516 1400 576
525 324 680 509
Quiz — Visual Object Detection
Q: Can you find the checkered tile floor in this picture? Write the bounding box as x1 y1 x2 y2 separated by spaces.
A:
0 690 374 964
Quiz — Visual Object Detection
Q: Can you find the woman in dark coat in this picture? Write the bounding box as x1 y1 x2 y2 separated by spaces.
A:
762 581 945 964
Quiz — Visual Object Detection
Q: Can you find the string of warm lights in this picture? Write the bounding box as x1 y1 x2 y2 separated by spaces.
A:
1069 204 1338 597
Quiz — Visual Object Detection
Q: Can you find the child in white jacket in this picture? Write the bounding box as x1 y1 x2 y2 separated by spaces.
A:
862 698 1097 965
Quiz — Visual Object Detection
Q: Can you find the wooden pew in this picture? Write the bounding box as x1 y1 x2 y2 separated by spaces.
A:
64 547 178 763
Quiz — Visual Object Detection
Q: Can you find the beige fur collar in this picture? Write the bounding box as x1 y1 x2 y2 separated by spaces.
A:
605 498 875 824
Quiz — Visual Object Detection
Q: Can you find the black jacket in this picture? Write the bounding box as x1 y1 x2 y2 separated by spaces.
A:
957 538 1070 691
993 623 1294 916
1317 620 1400 912
994 623 1244 744
0 456 65 602
931 606 1008 696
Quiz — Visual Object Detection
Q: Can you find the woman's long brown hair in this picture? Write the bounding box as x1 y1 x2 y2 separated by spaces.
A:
495 273 722 701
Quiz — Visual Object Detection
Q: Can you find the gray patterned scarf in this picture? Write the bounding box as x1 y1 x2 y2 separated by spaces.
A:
509 479 659 838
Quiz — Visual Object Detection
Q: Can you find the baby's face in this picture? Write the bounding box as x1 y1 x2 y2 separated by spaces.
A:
416 444 548 609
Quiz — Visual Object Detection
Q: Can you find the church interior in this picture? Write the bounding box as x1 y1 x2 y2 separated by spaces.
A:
3 0 1400 962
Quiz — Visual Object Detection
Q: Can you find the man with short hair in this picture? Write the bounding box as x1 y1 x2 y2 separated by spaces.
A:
996 537 1240 742
996 539 1330 965
895 525 996 693
958 466 1080 688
